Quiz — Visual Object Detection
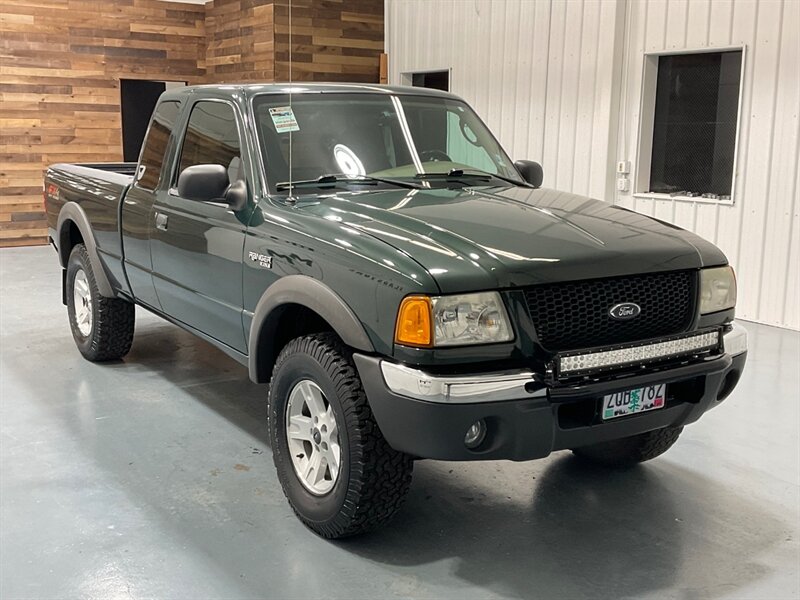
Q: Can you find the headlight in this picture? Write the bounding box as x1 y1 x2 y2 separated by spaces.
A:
432 292 513 346
395 292 513 347
699 266 737 314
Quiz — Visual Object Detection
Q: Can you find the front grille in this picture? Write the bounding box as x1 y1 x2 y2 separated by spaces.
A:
524 270 697 351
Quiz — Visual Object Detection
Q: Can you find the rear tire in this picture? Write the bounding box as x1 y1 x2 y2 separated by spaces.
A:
268 333 413 538
66 244 135 361
572 426 683 468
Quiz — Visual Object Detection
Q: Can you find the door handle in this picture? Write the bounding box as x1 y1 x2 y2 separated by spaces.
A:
155 212 168 231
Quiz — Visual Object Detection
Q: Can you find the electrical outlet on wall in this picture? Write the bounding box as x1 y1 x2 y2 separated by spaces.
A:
616 177 630 192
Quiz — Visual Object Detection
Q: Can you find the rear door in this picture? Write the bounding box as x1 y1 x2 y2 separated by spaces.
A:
121 99 182 308
150 98 252 352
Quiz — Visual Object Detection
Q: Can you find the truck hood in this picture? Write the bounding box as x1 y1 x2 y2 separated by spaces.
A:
295 185 728 293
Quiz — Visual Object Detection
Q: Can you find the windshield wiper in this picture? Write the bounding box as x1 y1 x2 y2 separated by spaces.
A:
276 174 422 192
415 168 526 187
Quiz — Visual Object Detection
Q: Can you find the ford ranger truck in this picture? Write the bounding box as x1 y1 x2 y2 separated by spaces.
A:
44 84 748 538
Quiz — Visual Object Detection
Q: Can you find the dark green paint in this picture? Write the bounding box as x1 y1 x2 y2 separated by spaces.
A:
45 83 732 371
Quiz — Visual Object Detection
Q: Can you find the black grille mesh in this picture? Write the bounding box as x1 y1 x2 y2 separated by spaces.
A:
525 271 697 351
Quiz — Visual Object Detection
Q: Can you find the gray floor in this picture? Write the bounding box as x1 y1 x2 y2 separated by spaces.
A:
1 245 798 600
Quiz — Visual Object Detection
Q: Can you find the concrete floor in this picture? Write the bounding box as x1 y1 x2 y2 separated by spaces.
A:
1 245 798 600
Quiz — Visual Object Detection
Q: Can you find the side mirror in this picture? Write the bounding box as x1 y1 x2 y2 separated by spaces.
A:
177 164 229 202
514 160 544 188
224 179 247 212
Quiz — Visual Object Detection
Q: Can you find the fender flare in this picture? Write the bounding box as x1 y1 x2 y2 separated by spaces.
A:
56 202 116 297
248 275 374 383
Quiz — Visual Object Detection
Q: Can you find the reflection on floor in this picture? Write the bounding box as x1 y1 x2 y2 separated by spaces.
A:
2 246 798 599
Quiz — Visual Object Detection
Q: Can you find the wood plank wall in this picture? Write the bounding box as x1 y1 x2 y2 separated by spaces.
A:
205 0 384 84
0 0 206 247
205 0 275 83
1 0 385 248
273 0 384 83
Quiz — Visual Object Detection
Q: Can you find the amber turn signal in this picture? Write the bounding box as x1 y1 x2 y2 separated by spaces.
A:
394 295 433 347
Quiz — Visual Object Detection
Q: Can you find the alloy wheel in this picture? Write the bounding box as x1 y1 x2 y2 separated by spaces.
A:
285 379 341 495
73 269 93 337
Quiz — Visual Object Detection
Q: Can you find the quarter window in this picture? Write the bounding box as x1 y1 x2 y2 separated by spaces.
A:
178 101 243 185
137 100 180 191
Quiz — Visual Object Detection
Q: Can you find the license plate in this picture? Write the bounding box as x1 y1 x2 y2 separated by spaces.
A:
602 384 666 420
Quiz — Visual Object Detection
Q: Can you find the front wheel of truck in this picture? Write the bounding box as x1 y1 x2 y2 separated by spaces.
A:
572 426 684 468
66 244 135 361
268 333 413 538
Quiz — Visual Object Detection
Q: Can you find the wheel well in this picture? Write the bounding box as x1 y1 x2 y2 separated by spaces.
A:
254 304 335 383
59 220 84 265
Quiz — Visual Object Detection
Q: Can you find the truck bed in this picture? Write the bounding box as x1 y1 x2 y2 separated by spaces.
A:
69 162 139 177
44 163 137 294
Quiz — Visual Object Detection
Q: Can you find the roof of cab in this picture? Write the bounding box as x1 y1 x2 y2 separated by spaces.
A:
159 82 459 102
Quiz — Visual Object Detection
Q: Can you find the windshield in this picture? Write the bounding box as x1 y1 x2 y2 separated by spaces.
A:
252 93 523 193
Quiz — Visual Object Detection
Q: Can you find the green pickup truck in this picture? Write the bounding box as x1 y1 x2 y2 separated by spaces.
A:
44 83 747 538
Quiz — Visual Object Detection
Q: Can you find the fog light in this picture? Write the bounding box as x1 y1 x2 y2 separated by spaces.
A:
464 419 487 449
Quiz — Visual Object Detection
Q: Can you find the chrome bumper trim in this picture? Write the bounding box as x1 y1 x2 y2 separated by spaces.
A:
380 362 543 404
723 321 748 356
381 322 747 404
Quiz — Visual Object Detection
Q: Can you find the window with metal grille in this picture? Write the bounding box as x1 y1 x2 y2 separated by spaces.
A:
637 49 744 202
411 70 450 92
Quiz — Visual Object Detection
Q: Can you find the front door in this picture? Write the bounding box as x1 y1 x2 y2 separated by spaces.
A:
150 99 251 352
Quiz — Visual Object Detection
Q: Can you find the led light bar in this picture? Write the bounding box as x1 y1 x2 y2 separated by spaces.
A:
558 330 721 375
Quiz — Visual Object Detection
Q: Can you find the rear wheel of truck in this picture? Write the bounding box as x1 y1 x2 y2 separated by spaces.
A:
572 426 684 468
66 244 135 362
268 333 413 538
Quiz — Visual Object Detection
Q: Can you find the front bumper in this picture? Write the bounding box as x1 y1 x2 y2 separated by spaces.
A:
354 323 748 461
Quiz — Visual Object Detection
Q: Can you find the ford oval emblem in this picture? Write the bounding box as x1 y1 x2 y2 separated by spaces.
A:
609 302 641 321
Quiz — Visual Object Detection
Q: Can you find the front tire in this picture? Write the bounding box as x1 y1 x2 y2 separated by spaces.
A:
268 333 413 538
572 426 684 468
66 244 135 361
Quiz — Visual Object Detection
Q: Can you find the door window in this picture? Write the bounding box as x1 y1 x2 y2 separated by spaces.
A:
177 101 243 186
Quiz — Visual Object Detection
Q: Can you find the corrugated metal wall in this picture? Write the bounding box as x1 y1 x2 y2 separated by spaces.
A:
386 0 624 200
615 0 799 329
385 0 799 330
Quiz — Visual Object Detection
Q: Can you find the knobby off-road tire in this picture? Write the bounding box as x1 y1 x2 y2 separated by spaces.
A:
572 426 684 468
66 244 135 361
268 333 414 538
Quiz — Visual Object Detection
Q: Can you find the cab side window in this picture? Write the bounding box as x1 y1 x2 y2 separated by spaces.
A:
177 101 243 185
137 101 180 190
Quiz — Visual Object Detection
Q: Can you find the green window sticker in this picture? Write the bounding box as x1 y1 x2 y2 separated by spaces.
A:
269 106 300 133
